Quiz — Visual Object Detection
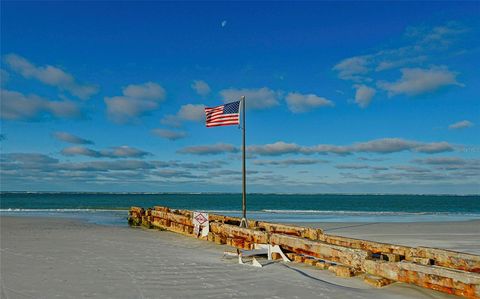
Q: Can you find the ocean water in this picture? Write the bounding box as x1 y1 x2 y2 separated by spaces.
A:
1 192 479 226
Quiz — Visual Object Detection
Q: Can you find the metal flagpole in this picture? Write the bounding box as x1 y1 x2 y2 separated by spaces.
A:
240 96 248 228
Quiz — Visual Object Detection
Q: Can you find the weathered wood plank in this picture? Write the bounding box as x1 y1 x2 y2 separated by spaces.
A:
362 259 480 298
151 210 193 227
270 233 370 270
210 222 269 244
257 222 322 240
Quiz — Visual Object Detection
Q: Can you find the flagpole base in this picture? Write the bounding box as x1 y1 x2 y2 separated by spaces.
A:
239 217 248 228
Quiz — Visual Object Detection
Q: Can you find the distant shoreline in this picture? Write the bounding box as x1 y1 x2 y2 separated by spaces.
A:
2 191 479 196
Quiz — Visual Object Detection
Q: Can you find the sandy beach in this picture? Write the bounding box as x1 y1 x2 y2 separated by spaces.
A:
301 221 480 255
1 217 477 299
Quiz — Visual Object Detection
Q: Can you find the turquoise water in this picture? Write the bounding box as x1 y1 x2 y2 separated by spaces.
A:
1 192 479 226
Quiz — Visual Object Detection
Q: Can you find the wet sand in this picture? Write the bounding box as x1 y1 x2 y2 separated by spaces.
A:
1 216 474 298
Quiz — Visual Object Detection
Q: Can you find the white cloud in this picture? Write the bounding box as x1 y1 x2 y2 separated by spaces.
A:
61 145 151 158
449 120 473 130
160 115 182 127
349 139 452 154
61 146 100 157
177 143 238 155
106 146 151 158
221 20 227 27
333 22 469 108
219 87 280 110
104 82 166 123
407 22 467 48
351 138 415 154
332 56 371 81
178 138 455 156
0 89 80 120
104 97 158 123
254 158 327 166
375 55 428 72
353 85 376 108
53 132 93 144
151 128 187 140
414 142 454 154
191 80 211 96
3 153 59 164
412 157 480 173
414 157 467 165
122 82 165 100
248 141 302 156
285 92 334 113
334 23 468 81
161 104 206 127
57 160 155 172
4 53 98 99
378 66 463 96
335 164 371 170
177 104 205 121
306 144 352 156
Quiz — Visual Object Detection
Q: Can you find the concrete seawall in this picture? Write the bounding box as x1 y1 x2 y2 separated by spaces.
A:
129 206 480 298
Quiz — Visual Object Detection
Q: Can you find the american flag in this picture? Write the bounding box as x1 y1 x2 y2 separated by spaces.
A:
205 101 241 127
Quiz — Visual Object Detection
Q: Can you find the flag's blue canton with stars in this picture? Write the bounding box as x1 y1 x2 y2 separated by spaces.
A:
223 101 240 114
205 100 240 127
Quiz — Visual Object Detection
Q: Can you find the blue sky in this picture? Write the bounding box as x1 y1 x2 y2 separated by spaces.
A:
1 1 479 193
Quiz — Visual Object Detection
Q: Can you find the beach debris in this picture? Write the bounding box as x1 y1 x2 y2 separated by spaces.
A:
259 244 291 262
235 244 290 267
238 255 263 268
128 207 144 227
329 265 357 277
237 249 264 268
363 274 394 288
315 261 330 270
129 205 480 299
223 244 290 267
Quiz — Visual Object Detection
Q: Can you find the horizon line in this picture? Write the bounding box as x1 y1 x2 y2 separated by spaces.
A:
1 191 479 196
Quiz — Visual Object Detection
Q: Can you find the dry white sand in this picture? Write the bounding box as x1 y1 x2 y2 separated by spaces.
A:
1 217 472 299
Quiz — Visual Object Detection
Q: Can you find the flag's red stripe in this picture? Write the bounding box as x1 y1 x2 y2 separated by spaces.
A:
205 110 223 116
207 117 238 123
206 114 238 122
206 121 239 127
205 109 222 114
207 115 239 122
207 119 239 125
205 107 223 112
205 111 224 118
207 116 239 123
205 105 223 109
205 105 223 110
